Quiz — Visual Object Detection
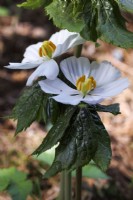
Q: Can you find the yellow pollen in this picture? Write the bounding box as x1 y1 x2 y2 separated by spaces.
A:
76 75 96 96
39 40 56 58
76 75 85 91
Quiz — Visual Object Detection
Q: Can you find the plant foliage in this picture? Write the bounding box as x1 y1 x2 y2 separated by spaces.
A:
32 106 77 155
19 0 133 48
0 168 32 200
9 84 47 135
9 72 120 177
35 149 110 179
18 0 52 9
11 0 126 179
33 103 119 177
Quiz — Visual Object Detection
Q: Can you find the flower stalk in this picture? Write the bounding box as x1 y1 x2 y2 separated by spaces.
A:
74 44 83 57
65 171 72 200
75 168 82 200
75 44 83 200
59 44 83 200
59 171 65 200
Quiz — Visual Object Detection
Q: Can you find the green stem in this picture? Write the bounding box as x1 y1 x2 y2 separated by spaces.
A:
74 44 83 58
75 44 83 200
59 171 65 200
59 44 83 200
75 168 82 200
65 170 72 200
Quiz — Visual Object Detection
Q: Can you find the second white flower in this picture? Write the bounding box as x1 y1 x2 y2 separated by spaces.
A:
39 56 129 105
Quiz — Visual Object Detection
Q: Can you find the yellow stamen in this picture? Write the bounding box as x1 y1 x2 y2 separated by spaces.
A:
38 41 56 58
76 75 96 96
76 75 85 90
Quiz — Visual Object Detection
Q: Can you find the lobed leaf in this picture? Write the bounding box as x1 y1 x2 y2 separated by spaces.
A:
72 163 110 179
34 146 56 165
44 106 111 178
18 0 133 48
80 0 98 41
32 106 77 156
88 103 120 115
48 98 60 124
18 0 52 9
46 0 133 48
0 167 32 200
81 164 110 179
91 110 112 171
97 0 133 48
46 0 84 32
10 84 46 135
8 181 32 200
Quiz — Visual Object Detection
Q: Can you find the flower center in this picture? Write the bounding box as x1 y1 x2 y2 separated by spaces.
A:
76 75 96 96
38 41 56 58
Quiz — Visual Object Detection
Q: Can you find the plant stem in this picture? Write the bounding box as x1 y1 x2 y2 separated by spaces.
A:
59 171 65 200
75 167 82 200
65 170 72 200
74 44 83 58
59 44 83 200
75 44 83 200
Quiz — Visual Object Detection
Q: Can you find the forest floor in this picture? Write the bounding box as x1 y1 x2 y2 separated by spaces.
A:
0 1 133 200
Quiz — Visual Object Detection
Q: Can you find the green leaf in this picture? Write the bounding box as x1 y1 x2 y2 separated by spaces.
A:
80 0 133 47
44 107 98 178
10 170 27 183
88 103 120 115
97 0 133 48
82 164 110 179
19 0 133 48
0 169 10 191
91 111 112 171
116 0 133 13
10 84 46 135
0 168 26 191
73 163 110 179
80 1 98 41
32 106 77 156
32 178 41 199
33 105 111 178
34 146 56 165
0 167 32 200
8 180 32 200
48 98 60 124
0 179 9 191
44 125 78 177
0 6 9 16
43 107 111 177
46 0 85 32
18 0 52 9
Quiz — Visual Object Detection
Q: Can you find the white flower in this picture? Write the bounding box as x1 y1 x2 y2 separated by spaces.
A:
5 30 85 86
39 56 129 105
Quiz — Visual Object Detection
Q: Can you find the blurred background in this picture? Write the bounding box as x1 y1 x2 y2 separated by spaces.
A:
0 1 133 199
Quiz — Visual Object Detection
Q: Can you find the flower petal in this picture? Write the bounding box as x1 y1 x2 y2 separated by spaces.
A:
91 78 129 97
39 78 77 95
5 61 41 69
82 95 104 104
26 59 59 86
50 29 85 57
60 56 91 85
52 93 82 105
90 61 121 86
23 42 43 62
